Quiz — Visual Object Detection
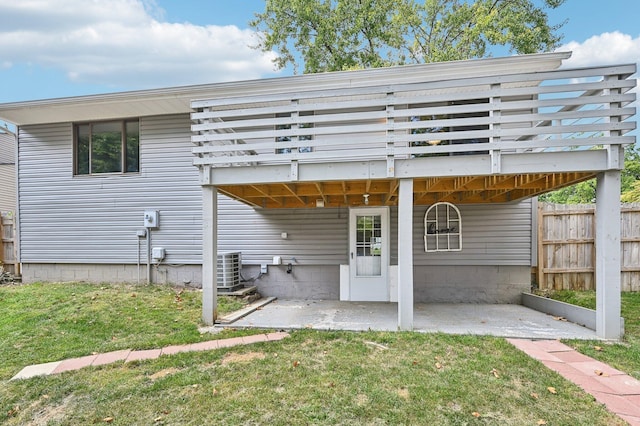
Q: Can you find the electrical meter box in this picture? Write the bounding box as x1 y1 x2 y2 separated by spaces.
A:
152 247 166 261
144 210 159 228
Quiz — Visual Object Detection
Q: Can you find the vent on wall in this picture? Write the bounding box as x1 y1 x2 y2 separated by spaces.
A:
217 251 243 292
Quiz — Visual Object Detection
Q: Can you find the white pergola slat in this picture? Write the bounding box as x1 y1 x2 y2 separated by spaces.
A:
191 63 636 176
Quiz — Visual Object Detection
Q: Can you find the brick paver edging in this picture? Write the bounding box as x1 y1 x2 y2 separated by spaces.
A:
10 331 290 381
508 338 640 426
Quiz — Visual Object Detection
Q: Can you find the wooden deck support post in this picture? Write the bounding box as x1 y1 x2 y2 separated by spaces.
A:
398 178 414 330
595 170 621 339
202 186 218 325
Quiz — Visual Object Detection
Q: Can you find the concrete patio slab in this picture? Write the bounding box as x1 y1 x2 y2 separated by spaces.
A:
230 300 598 339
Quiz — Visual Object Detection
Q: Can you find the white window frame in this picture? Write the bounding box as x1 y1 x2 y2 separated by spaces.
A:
424 202 462 252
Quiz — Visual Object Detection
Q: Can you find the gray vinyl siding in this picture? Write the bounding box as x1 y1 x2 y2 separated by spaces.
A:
0 131 15 164
218 203 348 265
17 115 202 264
0 131 16 212
222 201 531 267
17 113 531 267
0 164 15 212
390 200 533 266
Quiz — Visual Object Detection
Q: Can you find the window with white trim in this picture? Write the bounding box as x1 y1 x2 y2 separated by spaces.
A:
424 202 462 252
75 120 139 175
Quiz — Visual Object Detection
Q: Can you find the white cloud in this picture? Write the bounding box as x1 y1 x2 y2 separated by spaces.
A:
558 31 640 68
0 0 278 89
558 32 640 123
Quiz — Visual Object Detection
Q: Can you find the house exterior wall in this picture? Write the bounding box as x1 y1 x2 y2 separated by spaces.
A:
17 116 202 266
0 131 16 212
219 202 348 266
17 115 532 302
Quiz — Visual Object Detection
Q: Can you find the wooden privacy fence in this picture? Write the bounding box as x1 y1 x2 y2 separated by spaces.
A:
1 211 19 276
537 202 640 291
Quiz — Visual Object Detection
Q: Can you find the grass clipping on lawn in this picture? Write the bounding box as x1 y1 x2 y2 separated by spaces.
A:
0 283 628 425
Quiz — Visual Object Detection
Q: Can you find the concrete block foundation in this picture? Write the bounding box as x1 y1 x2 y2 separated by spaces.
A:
21 263 530 304
21 263 202 286
413 265 530 304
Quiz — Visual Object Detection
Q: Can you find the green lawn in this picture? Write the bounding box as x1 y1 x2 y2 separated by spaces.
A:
0 283 631 425
0 282 247 381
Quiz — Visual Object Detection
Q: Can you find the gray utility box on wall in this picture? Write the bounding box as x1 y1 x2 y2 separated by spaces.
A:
143 210 159 228
217 251 242 292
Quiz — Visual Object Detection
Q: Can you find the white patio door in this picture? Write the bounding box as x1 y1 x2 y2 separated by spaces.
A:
349 207 390 301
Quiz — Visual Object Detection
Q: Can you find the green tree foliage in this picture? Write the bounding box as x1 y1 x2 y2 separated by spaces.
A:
621 181 640 202
250 0 566 73
537 179 597 204
539 144 640 204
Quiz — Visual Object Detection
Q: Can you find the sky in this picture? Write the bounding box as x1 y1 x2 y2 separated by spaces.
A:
0 0 638 110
